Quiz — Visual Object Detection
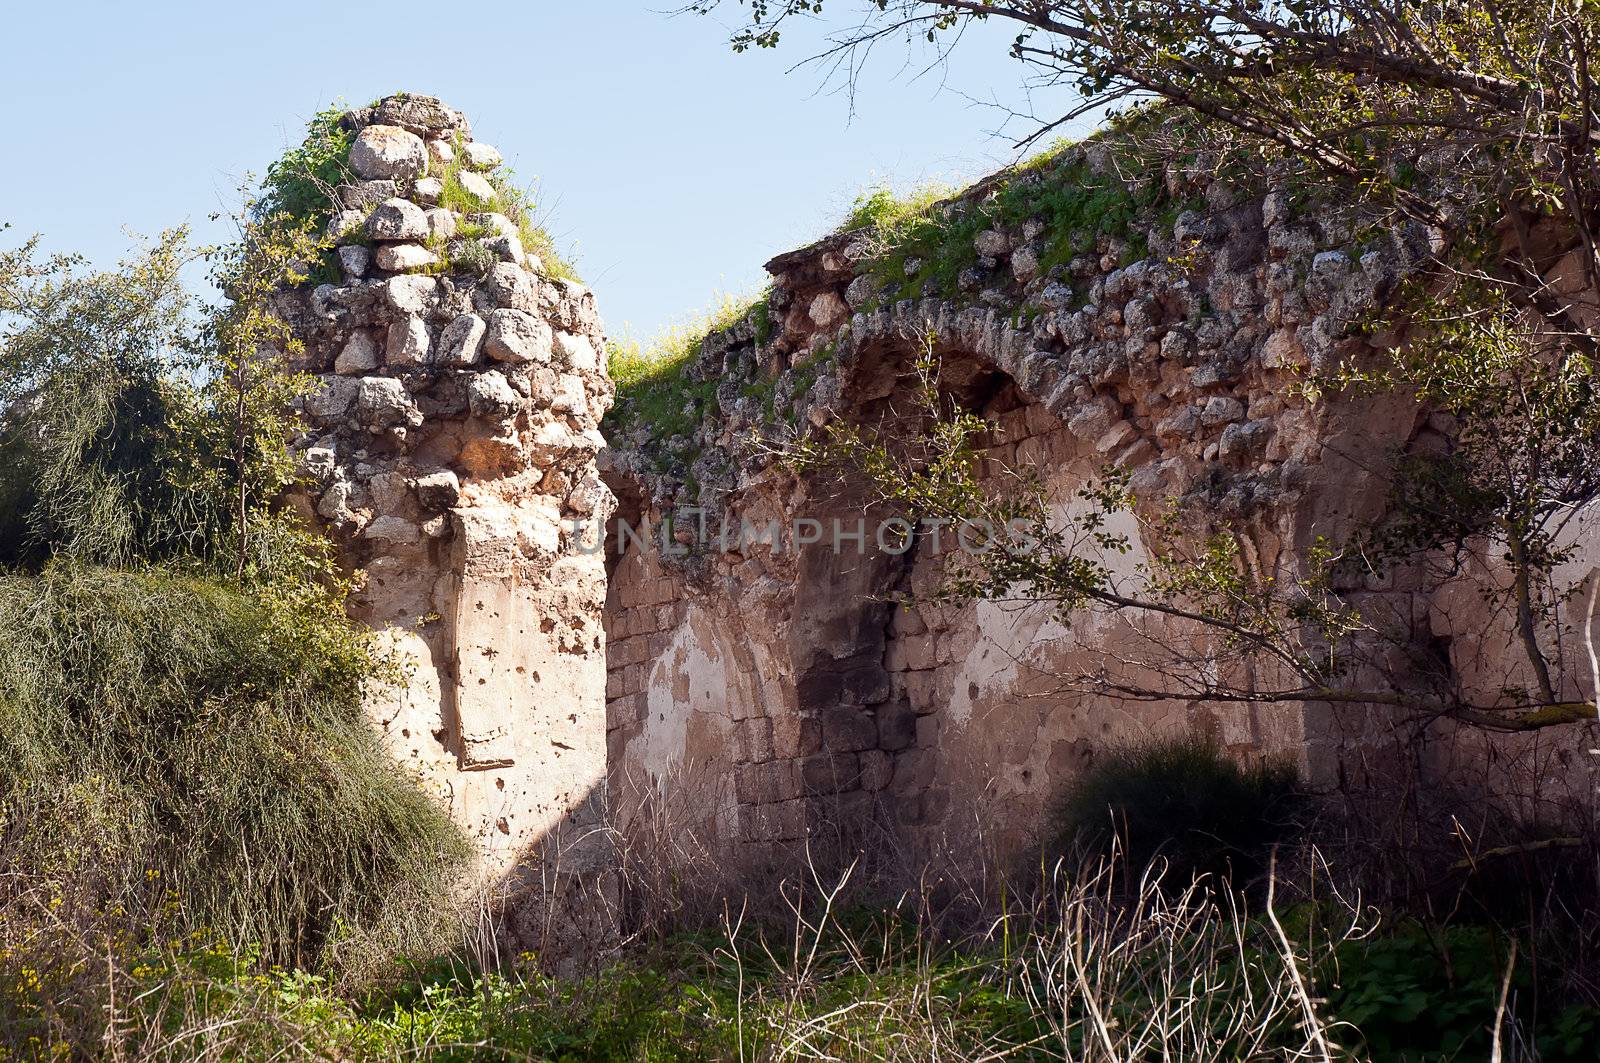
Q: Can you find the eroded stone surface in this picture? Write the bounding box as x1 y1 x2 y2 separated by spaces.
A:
596 135 1487 881
280 94 615 956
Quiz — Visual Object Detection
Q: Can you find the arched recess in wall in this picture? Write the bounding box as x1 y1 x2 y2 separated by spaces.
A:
778 329 1071 857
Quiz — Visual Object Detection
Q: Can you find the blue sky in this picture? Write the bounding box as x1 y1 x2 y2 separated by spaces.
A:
2 2 1091 341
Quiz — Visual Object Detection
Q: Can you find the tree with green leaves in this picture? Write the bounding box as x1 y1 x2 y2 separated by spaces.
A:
0 158 467 970
0 214 331 589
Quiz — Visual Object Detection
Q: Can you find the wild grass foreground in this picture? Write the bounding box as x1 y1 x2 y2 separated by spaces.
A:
5 843 1600 1062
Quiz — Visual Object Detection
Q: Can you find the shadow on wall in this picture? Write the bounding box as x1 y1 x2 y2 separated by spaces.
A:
597 330 1334 885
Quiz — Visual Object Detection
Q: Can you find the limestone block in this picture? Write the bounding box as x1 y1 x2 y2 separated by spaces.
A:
337 244 372 279
304 376 359 423
385 316 431 369
355 376 419 426
364 516 419 544
367 198 430 242
808 290 848 329
554 330 598 372
349 124 428 181
457 170 497 204
438 312 487 367
552 373 587 414
485 234 526 266
485 309 553 363
467 370 520 420
374 244 440 273
413 470 461 511
335 180 398 211
334 332 380 375
414 177 444 205
385 274 438 315
486 262 539 312
462 141 503 169
425 207 456 241
328 210 367 246
1011 246 1040 281
974 229 1011 257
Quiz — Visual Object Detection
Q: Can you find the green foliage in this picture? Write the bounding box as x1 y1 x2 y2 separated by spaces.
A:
13 875 1599 1061
1326 281 1600 720
255 106 352 232
838 141 1170 307
1048 735 1306 888
1323 921 1600 1062
0 222 338 589
0 219 465 975
838 181 955 235
605 290 770 454
430 141 582 283
0 231 206 569
0 566 468 969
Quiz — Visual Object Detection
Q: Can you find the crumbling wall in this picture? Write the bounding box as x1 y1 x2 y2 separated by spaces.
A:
275 95 615 947
598 139 1535 873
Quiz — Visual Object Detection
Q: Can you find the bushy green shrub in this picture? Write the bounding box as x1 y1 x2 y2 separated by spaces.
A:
0 225 468 976
1048 734 1307 888
0 565 468 967
0 221 339 590
256 106 353 233
1323 919 1600 1062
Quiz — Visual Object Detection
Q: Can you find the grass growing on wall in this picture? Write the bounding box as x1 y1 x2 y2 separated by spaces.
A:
605 290 770 447
432 146 583 284
837 137 1186 305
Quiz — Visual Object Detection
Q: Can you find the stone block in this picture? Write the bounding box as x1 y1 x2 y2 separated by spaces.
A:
772 714 822 759
735 717 775 763
819 706 878 753
801 753 862 795
875 699 918 752
859 750 893 792
735 759 802 805
349 125 428 180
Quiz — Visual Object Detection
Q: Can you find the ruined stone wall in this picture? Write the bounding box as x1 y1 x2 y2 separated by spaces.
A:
275 95 615 945
601 138 1600 876
260 95 1598 905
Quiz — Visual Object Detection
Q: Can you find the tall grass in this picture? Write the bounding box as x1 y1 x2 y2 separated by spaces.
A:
605 290 770 444
6 778 1600 1060
0 566 469 976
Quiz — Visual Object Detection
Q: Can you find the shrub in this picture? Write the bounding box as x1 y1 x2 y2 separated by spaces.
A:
838 181 956 236
1048 734 1307 889
256 105 353 232
0 565 469 970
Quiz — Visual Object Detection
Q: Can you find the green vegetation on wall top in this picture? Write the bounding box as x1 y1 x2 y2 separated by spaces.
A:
604 131 1190 475
255 106 352 234
840 136 1185 307
257 103 581 286
605 290 771 446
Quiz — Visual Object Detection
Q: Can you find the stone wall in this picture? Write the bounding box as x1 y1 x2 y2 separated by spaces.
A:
600 137 1600 876
274 95 615 947
260 95 1599 911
